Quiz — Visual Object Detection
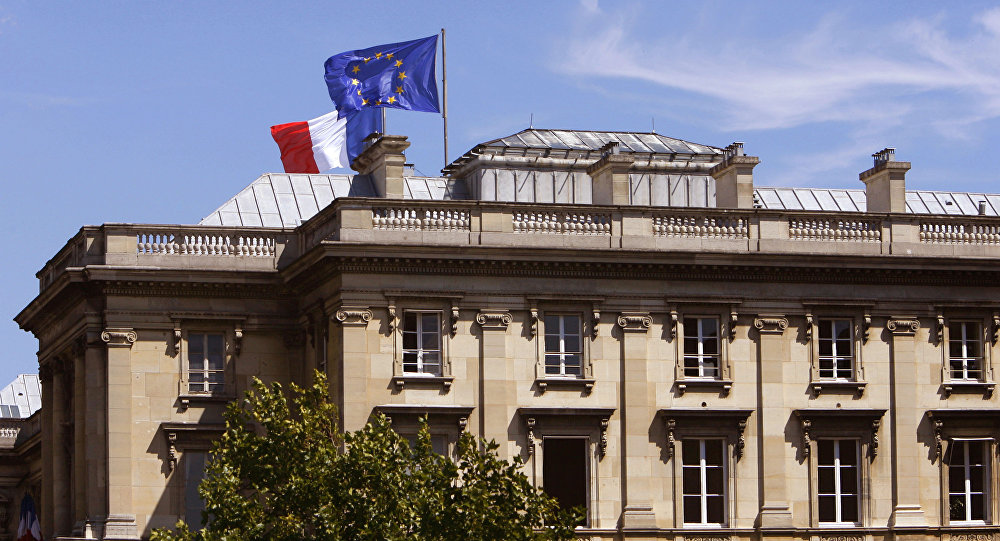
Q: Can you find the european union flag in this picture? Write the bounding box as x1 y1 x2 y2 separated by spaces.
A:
324 35 440 117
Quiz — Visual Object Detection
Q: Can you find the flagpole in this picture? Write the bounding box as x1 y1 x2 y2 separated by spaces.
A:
441 27 449 168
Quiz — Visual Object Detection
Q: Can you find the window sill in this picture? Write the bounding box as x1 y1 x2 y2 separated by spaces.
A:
536 377 595 394
178 393 234 410
942 380 995 398
810 380 866 397
392 375 453 391
676 379 733 396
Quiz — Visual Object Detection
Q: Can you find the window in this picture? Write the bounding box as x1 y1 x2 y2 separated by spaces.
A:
949 440 988 524
949 322 983 381
542 437 588 521
402 311 441 376
818 319 853 380
682 439 726 526
817 439 860 525
187 333 224 394
684 317 720 379
545 315 582 377
184 451 208 528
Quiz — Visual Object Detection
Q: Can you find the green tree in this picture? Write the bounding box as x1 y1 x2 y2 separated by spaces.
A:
151 372 581 541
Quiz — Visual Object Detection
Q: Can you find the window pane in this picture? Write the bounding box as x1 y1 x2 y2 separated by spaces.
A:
562 315 580 335
704 440 723 465
207 334 224 355
682 440 700 464
819 340 832 356
544 315 560 333
817 440 835 464
969 466 984 492
421 312 437 329
819 323 832 340
701 318 718 337
683 496 701 523
949 465 966 492
684 337 699 355
207 352 223 371
834 320 851 340
189 333 204 355
705 467 724 493
544 335 560 353
702 338 718 355
563 355 581 375
840 495 858 522
970 494 985 520
968 441 984 463
818 467 835 492
404 312 417 330
421 331 439 350
949 340 963 358
403 331 418 350
965 338 981 358
818 495 836 522
840 468 858 493
682 468 701 495
950 494 966 520
563 334 580 354
706 495 724 524
839 441 858 465
544 355 561 375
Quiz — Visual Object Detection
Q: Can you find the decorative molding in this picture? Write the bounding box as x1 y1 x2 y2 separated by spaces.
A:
450 302 460 337
476 310 512 329
993 312 1000 345
166 431 178 472
932 417 944 460
387 303 397 333
737 418 747 459
951 534 995 541
592 307 601 339
529 304 538 338
685 536 732 541
887 317 919 335
599 417 609 457
334 307 373 326
729 310 738 341
805 313 814 342
458 417 468 432
526 417 536 456
871 418 881 459
234 326 243 355
665 418 676 460
668 310 678 341
172 325 182 356
936 312 945 344
617 312 651 332
800 418 812 457
862 312 872 343
101 328 137 348
819 536 864 541
753 315 788 334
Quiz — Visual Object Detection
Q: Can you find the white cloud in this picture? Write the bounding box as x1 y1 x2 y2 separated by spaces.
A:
556 6 1000 133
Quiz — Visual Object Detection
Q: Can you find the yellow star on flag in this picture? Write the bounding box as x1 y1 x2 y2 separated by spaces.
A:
385 53 394 60
351 78 360 86
357 89 362 96
395 59 403 67
397 71 407 80
395 86 404 93
375 99 382 105
387 96 396 104
363 57 371 63
375 52 383 59
362 98 369 105
351 65 360 74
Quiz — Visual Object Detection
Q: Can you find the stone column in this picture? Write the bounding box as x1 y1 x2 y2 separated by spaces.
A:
72 340 87 534
332 307 374 432
39 361 54 538
753 315 794 528
475 311 512 456
101 328 139 540
84 330 108 537
886 317 928 527
50 357 71 536
617 312 656 529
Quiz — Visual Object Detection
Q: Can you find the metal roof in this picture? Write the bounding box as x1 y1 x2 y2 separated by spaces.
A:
754 187 1000 216
199 173 469 227
480 129 724 156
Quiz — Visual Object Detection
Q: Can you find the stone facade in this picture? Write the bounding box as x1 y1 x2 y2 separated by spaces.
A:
13 133 1000 540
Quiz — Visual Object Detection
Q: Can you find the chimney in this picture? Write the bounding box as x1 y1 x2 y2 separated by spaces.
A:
711 142 759 209
587 141 635 205
352 134 411 199
860 148 910 213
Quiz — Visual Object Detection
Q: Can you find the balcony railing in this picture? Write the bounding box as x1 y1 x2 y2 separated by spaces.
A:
36 198 1000 292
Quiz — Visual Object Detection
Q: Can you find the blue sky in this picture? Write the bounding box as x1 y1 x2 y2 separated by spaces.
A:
4 1 1000 382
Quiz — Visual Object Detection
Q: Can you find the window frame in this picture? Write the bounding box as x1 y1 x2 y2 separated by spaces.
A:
543 313 584 378
178 326 237 400
946 438 992 525
672 307 736 395
401 310 444 377
680 437 729 527
928 409 1000 527
807 313 867 396
390 301 455 390
815 438 862 526
533 307 595 391
940 314 996 397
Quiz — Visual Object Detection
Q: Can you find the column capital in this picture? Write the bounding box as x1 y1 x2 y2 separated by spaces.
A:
617 312 651 332
475 310 512 330
333 306 373 326
886 317 919 335
753 315 788 334
101 328 136 348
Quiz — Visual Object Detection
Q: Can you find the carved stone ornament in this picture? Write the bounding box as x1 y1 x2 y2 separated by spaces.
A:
862 313 872 343
871 418 881 459
101 328 137 348
234 326 243 355
450 303 460 336
617 312 651 332
805 313 814 342
800 418 813 457
685 536 732 541
753 315 788 334
820 536 864 541
887 317 919 335
526 417 536 456
592 308 601 338
334 307 373 326
476 310 512 329
993 312 1000 345
729 310 738 340
668 310 678 341
951 534 996 541
936 313 945 344
599 417 609 457
665 418 677 460
529 305 539 338
387 303 397 333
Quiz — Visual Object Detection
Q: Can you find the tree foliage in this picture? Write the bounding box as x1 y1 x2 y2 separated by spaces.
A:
151 372 581 541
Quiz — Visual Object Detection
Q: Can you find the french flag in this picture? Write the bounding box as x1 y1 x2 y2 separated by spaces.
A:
270 108 380 174
17 494 42 541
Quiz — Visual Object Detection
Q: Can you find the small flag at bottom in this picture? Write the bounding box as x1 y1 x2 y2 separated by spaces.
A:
17 494 43 541
270 108 380 174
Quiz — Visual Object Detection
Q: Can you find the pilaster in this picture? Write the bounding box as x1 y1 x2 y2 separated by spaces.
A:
886 317 928 527
101 328 139 540
332 307 374 432
617 312 657 529
84 330 108 538
753 314 794 529
475 310 512 456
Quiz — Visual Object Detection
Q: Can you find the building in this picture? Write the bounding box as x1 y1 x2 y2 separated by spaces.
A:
13 129 1000 540
0 375 42 541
